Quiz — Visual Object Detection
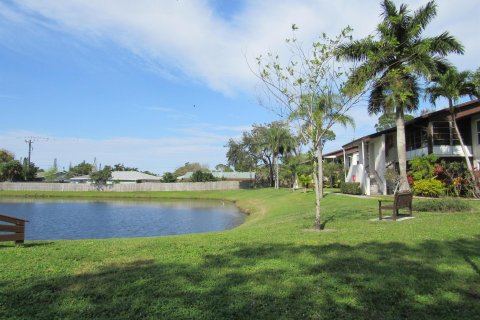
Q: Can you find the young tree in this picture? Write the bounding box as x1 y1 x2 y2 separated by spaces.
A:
90 165 112 190
426 67 479 195
44 166 58 182
337 0 464 192
375 112 414 132
255 28 359 229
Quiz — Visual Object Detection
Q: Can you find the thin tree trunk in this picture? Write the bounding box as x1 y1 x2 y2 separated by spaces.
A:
267 159 274 187
318 145 324 199
395 107 410 192
274 154 279 189
449 99 479 197
313 161 321 229
313 145 323 230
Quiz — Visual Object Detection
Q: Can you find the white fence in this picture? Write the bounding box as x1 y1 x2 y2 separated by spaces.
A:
0 181 252 192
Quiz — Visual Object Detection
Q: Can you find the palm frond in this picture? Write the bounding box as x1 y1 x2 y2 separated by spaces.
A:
409 0 437 37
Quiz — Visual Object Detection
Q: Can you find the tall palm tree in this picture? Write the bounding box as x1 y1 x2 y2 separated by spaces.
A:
264 122 294 189
337 0 464 191
426 67 479 192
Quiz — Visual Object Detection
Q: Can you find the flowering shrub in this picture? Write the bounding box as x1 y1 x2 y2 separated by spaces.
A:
412 179 445 197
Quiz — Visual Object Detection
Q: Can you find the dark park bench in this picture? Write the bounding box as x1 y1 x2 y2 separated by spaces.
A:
0 214 29 245
378 191 413 221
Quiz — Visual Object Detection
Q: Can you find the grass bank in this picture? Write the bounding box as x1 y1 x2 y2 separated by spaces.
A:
1 189 479 319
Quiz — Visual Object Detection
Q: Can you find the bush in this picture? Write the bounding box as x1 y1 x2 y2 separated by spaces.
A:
191 170 217 182
412 179 445 197
340 182 362 195
415 198 472 212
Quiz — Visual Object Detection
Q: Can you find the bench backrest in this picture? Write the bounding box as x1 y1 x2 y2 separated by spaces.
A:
394 192 413 208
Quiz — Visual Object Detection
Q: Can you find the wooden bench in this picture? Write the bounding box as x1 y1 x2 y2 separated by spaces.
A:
378 192 413 221
0 214 29 245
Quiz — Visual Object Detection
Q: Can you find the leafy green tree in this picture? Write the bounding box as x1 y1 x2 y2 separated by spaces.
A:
90 165 112 189
0 160 23 181
113 163 138 171
375 113 414 132
191 170 217 182
298 174 313 193
67 161 94 178
44 166 58 182
226 139 256 172
263 121 295 189
426 67 479 195
173 162 208 178
256 28 359 229
161 172 177 183
0 149 14 163
23 161 38 181
323 161 344 188
473 67 480 98
214 164 233 172
337 0 463 192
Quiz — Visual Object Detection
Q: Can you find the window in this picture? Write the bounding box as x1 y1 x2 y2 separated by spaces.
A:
477 120 480 144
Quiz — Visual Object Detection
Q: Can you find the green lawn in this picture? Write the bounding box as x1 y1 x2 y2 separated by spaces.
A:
0 189 479 319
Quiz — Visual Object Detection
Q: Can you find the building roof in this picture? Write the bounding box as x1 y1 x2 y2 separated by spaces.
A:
339 98 480 150
111 171 162 181
69 175 91 181
178 171 256 180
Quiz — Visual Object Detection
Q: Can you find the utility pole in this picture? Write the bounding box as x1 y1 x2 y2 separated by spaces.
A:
23 136 48 180
25 138 33 167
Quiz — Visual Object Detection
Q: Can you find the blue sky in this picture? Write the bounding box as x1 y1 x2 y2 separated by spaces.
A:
0 0 478 174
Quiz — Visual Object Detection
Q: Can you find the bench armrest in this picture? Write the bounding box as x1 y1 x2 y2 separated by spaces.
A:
378 199 393 204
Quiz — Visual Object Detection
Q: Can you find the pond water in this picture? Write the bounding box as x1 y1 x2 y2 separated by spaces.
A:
0 199 245 240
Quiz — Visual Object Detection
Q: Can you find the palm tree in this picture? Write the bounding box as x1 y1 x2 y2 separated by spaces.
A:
337 0 464 191
426 67 479 193
264 122 294 189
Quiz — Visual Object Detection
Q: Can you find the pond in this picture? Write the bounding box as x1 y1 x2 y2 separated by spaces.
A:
0 199 245 240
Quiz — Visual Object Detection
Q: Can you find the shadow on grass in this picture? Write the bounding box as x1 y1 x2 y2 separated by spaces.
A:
1 237 479 319
0 241 54 249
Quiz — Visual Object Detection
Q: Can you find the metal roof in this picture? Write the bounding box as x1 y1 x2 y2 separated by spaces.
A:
178 171 256 180
111 171 162 181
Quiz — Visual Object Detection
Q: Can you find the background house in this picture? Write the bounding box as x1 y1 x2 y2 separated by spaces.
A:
70 171 162 184
177 171 256 181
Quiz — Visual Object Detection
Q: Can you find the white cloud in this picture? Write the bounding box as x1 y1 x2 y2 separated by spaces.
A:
6 0 477 96
0 128 236 174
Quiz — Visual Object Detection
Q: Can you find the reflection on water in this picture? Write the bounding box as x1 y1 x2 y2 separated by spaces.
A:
0 199 245 240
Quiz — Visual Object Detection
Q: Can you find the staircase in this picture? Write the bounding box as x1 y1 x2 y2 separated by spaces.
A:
369 176 380 195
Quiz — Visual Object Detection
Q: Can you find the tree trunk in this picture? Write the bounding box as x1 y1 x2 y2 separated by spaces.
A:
292 172 298 191
313 145 323 230
395 107 410 192
274 154 279 189
267 159 274 187
449 99 479 197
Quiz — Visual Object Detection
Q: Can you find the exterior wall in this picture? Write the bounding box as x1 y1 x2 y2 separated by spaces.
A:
471 115 480 168
0 181 252 192
406 147 428 160
369 135 387 195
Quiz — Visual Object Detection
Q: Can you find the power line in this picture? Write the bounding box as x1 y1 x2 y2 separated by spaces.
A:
24 136 49 167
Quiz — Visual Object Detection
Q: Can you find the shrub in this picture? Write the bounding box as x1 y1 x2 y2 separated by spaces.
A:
415 198 472 212
191 170 217 182
409 154 438 180
340 182 362 195
412 179 445 197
